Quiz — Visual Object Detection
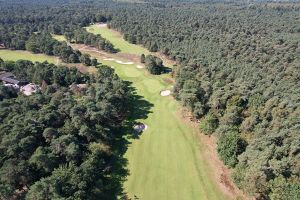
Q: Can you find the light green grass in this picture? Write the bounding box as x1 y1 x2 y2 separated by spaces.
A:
85 26 231 200
0 49 57 63
52 34 67 42
86 24 149 55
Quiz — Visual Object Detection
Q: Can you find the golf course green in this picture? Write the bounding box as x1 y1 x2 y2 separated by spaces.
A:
84 25 233 200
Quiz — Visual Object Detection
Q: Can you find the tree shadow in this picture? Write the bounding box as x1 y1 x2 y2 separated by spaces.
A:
161 65 172 74
106 80 153 199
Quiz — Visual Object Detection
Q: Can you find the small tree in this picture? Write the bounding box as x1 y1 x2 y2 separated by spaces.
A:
145 55 163 75
217 130 246 167
91 58 98 66
140 54 145 63
200 113 218 134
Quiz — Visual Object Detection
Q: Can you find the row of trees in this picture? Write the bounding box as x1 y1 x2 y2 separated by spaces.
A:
0 59 134 199
26 33 98 65
66 29 118 53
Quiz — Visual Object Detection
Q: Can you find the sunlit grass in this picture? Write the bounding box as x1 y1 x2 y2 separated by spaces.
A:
83 25 230 200
0 49 57 63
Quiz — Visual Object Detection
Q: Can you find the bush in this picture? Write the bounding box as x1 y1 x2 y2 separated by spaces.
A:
199 113 218 134
217 130 246 167
145 55 163 75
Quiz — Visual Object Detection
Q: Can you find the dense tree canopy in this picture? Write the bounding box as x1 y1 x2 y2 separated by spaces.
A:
0 60 133 199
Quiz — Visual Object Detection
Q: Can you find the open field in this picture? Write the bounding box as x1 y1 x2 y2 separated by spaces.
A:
0 49 57 63
52 34 67 42
81 25 243 200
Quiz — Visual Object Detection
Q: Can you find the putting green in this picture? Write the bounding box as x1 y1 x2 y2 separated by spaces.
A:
86 25 231 200
0 49 57 63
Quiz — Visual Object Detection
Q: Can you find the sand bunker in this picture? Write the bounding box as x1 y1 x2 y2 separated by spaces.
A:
98 23 107 28
136 65 144 69
133 123 148 132
116 60 134 65
160 90 171 96
104 58 115 61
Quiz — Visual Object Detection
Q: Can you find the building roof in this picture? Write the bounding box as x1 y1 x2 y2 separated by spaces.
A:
1 77 20 85
20 83 40 96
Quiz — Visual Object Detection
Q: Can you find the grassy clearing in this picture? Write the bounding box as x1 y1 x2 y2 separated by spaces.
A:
52 34 67 42
0 49 57 63
86 24 149 55
84 25 231 200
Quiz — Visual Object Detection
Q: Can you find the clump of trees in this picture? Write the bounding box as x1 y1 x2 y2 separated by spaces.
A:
0 60 133 199
66 29 118 53
144 55 164 75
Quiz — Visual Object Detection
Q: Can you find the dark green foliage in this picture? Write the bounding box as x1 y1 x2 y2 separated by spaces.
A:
69 29 118 53
217 129 247 168
0 60 134 199
140 54 145 63
25 33 87 64
145 55 163 75
0 60 87 86
199 113 218 135
268 176 300 200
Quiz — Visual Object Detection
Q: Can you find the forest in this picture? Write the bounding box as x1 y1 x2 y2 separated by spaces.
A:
0 0 299 199
0 59 139 199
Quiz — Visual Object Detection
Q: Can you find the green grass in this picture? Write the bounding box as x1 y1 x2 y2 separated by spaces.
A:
0 49 57 63
86 24 149 55
52 34 67 42
85 25 230 200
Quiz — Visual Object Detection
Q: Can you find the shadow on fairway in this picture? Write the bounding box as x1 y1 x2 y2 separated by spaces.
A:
118 81 153 144
107 80 153 199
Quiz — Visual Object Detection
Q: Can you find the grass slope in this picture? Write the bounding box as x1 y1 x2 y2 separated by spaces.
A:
86 25 230 200
0 49 57 63
86 24 149 55
52 34 67 42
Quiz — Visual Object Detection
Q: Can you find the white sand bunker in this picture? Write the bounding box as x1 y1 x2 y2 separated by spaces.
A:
104 58 115 61
98 23 107 28
160 90 171 96
133 123 148 132
136 65 144 69
116 60 134 65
